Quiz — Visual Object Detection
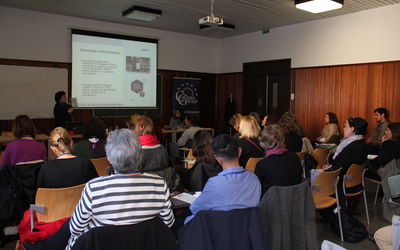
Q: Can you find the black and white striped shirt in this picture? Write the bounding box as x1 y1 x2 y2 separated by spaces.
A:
67 172 175 249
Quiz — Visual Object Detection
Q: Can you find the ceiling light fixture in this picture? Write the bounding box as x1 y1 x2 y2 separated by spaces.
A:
295 0 343 13
122 6 162 22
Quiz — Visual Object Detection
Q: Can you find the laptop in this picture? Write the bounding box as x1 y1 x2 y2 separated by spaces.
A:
388 174 400 204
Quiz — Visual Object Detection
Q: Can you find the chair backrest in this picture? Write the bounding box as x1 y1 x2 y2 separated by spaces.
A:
312 168 341 200
296 151 306 161
344 164 365 189
35 183 85 222
245 157 263 172
72 217 177 250
187 149 195 159
312 148 330 169
90 157 110 176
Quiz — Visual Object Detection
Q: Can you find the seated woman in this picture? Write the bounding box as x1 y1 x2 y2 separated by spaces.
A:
126 113 141 130
72 119 107 159
255 124 302 197
37 127 98 188
278 112 303 152
0 115 46 168
229 113 242 139
169 109 184 129
67 129 175 249
317 112 340 143
365 122 400 181
135 116 181 192
189 130 222 191
238 115 264 168
327 116 368 175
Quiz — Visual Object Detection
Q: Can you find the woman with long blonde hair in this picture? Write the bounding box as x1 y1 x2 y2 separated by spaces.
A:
238 115 264 168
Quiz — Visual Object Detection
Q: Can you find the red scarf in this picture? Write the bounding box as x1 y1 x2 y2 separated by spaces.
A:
265 147 287 158
138 134 159 146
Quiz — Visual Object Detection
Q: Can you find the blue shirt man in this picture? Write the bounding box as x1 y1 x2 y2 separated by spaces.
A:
185 134 261 224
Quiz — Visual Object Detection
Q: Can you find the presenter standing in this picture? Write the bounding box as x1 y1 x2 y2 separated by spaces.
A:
53 91 73 128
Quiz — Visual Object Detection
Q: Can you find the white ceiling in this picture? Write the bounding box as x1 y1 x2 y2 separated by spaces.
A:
1 0 399 38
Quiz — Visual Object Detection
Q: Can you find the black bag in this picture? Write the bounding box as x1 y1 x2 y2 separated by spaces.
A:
304 153 318 177
327 209 368 243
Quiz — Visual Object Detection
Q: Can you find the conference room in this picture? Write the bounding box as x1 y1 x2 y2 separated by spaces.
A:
0 0 400 249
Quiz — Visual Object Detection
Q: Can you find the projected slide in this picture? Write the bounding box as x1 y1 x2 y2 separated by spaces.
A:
72 30 157 108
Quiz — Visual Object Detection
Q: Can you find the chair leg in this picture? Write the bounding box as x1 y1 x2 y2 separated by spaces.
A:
302 160 306 179
374 183 380 205
363 190 370 225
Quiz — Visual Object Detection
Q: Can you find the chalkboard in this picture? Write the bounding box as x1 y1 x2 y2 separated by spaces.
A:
93 74 162 117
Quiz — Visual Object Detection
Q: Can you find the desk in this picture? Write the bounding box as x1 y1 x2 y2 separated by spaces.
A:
0 134 83 143
162 128 214 143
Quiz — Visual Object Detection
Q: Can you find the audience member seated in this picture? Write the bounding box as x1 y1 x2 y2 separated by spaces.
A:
368 107 389 145
67 129 175 249
0 115 46 168
365 122 400 181
317 112 340 143
37 127 98 188
185 134 261 224
144 111 164 144
229 113 243 139
177 114 202 148
189 130 222 191
169 109 184 129
72 119 107 159
278 111 303 152
255 124 302 196
249 111 261 126
326 116 368 175
238 115 264 168
126 113 141 130
135 116 181 192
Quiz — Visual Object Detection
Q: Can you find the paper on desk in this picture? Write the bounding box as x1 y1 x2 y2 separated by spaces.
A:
367 154 378 160
173 192 198 204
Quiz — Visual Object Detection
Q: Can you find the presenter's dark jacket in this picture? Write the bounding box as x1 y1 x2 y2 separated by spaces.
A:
54 102 72 128
37 157 98 188
255 152 302 197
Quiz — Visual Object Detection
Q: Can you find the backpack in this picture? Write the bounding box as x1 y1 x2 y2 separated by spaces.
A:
324 208 369 243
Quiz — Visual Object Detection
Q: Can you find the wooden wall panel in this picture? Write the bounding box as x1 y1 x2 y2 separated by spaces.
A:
215 73 243 134
293 61 400 140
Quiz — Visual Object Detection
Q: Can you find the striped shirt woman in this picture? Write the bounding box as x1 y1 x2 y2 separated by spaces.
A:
67 172 174 249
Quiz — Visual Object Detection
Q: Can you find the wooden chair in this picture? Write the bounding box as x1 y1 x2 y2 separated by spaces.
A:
343 164 370 225
90 157 111 176
1 131 13 137
312 148 330 169
186 149 195 169
296 151 307 178
364 177 383 205
245 157 263 172
311 168 343 241
32 183 85 226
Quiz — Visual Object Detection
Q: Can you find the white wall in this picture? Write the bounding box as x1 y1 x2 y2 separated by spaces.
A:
219 4 400 73
0 6 220 73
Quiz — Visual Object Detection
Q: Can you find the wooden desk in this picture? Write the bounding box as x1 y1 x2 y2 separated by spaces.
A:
162 128 214 143
0 134 83 143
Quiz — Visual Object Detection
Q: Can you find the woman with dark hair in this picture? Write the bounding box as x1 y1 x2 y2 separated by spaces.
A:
53 91 73 128
365 122 400 180
278 112 303 152
170 109 184 129
255 124 302 196
327 116 368 174
0 115 46 168
317 112 339 143
190 130 222 191
72 119 107 158
135 116 181 192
